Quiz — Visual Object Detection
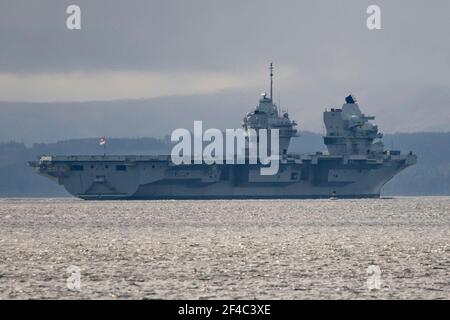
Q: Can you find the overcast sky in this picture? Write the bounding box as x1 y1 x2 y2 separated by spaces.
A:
1 0 450 142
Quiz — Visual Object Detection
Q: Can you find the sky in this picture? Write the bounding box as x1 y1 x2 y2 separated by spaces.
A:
1 0 450 143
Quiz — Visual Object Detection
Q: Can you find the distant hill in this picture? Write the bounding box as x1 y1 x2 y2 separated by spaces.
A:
0 131 449 197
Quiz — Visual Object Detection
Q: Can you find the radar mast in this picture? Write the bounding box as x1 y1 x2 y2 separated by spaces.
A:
269 62 274 101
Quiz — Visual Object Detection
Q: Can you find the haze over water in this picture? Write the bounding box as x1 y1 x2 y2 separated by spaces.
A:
0 197 449 299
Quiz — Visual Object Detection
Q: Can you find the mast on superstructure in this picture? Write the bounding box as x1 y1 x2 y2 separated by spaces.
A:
269 62 274 101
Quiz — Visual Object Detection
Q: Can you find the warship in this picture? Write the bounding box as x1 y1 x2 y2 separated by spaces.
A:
30 65 417 199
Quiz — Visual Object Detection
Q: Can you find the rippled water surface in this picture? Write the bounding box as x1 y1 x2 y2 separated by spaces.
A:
0 197 449 299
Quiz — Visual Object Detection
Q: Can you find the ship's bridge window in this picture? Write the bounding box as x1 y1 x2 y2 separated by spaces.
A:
116 165 127 171
70 164 84 171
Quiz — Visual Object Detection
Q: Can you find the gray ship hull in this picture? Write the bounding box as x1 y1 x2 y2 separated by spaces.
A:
30 153 416 200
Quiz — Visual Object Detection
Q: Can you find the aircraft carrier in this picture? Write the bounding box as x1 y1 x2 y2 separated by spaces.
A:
29 65 417 200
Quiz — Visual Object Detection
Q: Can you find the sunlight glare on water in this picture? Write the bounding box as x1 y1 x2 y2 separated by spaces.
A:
0 197 449 299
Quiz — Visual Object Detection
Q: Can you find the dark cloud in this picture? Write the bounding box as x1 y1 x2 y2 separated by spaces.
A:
1 0 450 140
2 0 449 74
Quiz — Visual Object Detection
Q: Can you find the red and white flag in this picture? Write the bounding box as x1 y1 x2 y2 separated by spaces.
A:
99 136 106 146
